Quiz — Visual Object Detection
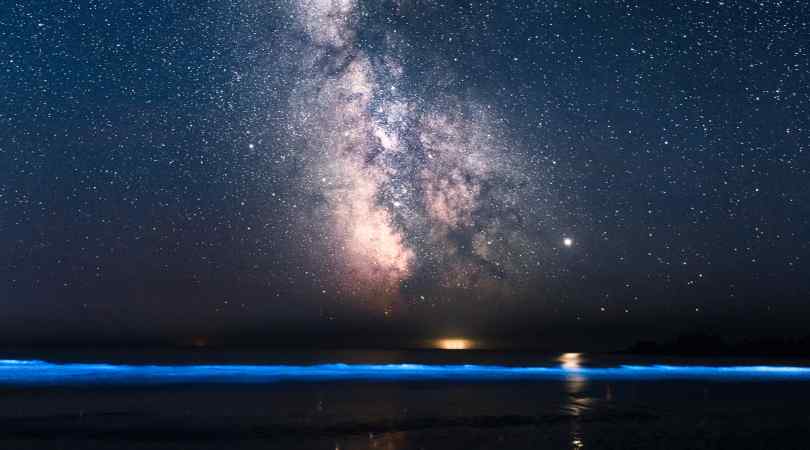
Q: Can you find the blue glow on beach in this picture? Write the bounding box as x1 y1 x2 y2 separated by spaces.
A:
1 360 810 385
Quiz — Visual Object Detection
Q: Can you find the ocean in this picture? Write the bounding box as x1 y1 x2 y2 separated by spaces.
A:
1 349 809 449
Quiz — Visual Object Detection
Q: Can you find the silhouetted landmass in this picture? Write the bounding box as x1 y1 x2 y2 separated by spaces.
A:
626 333 810 356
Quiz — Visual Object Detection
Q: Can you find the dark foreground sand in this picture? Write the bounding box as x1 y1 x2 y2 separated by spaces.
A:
2 379 810 449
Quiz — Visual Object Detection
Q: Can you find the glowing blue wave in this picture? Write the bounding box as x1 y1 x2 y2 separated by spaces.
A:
1 360 810 385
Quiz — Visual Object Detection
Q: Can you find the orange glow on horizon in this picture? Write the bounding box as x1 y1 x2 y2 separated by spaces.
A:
435 338 473 350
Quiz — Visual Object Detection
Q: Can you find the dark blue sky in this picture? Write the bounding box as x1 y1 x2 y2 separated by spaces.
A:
1 1 809 346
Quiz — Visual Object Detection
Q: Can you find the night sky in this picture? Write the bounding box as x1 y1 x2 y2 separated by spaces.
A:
1 1 809 347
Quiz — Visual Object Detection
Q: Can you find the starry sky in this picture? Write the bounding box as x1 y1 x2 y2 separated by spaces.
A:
1 0 809 347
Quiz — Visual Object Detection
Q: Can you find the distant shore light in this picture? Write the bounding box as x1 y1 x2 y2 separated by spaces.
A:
435 338 473 350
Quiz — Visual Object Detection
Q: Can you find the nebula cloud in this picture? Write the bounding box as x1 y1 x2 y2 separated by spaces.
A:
285 0 547 307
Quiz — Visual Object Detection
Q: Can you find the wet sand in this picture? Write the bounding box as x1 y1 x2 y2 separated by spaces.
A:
2 377 810 449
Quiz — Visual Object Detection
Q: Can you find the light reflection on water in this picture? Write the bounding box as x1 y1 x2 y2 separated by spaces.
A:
558 352 591 415
558 353 583 370
560 353 590 449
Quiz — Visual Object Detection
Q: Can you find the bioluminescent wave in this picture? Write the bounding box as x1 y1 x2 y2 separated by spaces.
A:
2 360 810 385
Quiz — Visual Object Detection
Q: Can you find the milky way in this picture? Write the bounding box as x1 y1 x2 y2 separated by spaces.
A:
285 0 549 307
3 0 807 342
